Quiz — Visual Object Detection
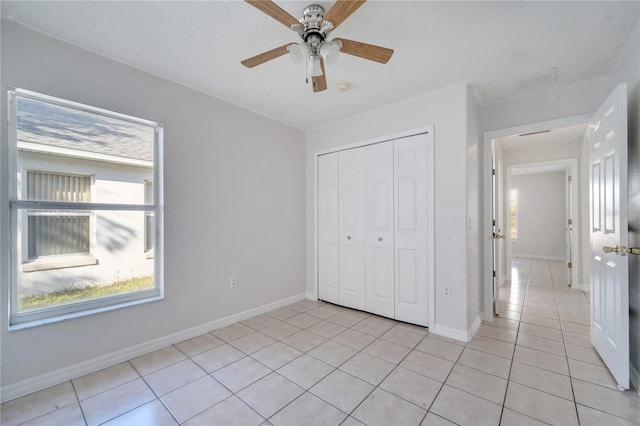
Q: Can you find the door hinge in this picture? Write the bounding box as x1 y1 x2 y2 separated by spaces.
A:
568 175 572 182
492 169 496 176
568 218 572 226
493 270 496 277
568 262 572 269
492 219 496 226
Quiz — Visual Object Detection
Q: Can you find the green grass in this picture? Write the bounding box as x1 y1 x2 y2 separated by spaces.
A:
20 275 154 311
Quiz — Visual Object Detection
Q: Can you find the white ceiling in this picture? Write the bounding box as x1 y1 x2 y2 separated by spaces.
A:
498 123 588 151
2 1 639 129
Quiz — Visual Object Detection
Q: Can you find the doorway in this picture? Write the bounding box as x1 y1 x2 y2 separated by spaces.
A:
505 159 579 287
482 115 590 321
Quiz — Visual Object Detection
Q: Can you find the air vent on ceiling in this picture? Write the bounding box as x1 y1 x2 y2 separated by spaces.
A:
519 130 551 137
514 68 557 92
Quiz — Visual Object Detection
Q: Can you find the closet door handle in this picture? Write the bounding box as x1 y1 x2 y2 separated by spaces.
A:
347 236 351 240
378 237 383 242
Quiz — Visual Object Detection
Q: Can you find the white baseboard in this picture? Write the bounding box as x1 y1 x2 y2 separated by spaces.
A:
512 254 566 261
571 282 590 292
306 292 317 300
467 315 482 341
431 324 471 343
631 363 640 396
431 315 481 343
0 292 307 403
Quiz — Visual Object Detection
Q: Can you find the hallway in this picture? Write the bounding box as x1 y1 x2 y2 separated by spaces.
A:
492 257 639 424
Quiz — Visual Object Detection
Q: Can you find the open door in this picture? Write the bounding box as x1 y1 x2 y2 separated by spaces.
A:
566 172 574 286
491 144 503 315
589 83 629 389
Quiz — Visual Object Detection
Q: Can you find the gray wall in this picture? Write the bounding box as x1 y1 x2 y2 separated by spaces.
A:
510 171 567 260
0 21 306 387
305 83 473 336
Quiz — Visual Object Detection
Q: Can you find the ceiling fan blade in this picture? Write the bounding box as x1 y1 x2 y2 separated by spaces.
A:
312 59 327 92
245 0 300 29
323 0 366 30
241 43 293 68
333 38 393 64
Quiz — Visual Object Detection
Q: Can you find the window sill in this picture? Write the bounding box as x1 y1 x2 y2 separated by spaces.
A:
9 291 163 330
21 255 98 272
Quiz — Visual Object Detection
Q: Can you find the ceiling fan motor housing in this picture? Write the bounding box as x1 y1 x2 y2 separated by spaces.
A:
300 4 331 53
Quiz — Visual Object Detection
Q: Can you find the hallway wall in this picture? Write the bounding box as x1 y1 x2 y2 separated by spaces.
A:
510 171 567 260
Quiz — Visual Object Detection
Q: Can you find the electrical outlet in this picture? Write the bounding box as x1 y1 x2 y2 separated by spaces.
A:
230 276 238 288
443 287 450 297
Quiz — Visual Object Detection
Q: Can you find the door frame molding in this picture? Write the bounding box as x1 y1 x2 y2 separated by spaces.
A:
482 114 590 321
312 125 435 327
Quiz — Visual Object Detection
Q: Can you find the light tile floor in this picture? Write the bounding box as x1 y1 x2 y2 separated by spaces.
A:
2 258 639 425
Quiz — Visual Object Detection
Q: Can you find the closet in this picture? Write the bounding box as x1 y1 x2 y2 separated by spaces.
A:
317 132 431 326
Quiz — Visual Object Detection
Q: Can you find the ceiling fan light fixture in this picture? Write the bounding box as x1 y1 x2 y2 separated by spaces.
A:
242 0 394 93
320 42 340 65
308 54 323 78
288 42 310 64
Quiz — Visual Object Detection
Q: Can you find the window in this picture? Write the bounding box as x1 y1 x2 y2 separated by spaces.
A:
510 188 518 241
26 171 92 259
144 180 154 255
8 88 163 327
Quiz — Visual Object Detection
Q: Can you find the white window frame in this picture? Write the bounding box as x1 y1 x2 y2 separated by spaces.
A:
7 88 164 329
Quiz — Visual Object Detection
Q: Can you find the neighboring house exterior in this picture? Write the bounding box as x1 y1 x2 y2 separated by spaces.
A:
15 97 154 302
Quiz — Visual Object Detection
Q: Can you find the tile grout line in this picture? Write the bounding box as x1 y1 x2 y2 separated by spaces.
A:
550 258 583 426
68 379 88 426
255 308 430 425
419 337 468 425
126 357 182 426
498 257 532 425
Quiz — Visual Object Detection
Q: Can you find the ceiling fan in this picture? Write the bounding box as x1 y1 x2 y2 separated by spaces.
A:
241 0 394 93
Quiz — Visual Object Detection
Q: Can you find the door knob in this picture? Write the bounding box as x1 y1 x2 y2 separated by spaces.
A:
347 236 351 240
378 237 383 242
603 245 619 254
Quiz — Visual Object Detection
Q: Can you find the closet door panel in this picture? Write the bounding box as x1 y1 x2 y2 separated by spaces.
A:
365 141 395 318
394 135 429 326
339 148 366 310
318 153 339 304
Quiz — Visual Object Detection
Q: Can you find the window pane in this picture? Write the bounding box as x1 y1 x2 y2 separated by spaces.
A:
28 214 90 258
17 208 156 313
17 96 154 204
27 171 91 202
144 213 154 253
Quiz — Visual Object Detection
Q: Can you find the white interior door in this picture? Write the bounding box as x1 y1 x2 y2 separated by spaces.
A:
492 150 501 315
589 83 629 389
365 141 395 318
318 153 339 304
394 134 428 326
566 172 574 286
339 148 366 310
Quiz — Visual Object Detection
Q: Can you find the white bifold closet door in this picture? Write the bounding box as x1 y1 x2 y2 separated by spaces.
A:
364 141 395 318
317 132 430 326
394 134 428 326
338 148 366 310
317 153 339 304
